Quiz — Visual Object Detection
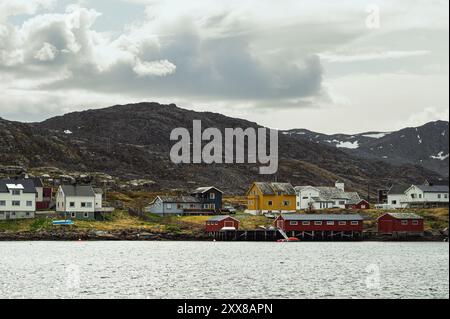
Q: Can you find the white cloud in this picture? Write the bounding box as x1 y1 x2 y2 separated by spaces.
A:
0 0 448 134
319 50 431 63
133 58 176 77
34 42 58 61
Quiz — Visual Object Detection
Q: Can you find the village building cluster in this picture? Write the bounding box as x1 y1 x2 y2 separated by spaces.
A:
0 175 448 239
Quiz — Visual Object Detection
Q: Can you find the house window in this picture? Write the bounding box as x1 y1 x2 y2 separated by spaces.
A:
268 201 273 206
314 221 323 225
70 202 75 207
339 201 345 205
391 200 397 205
0 201 5 206
351 221 359 225
26 212 30 216
412 220 419 225
283 201 290 206
445 194 448 199
86 202 92 208
12 190 20 196
71 212 76 218
167 204 172 209
411 194 416 199
401 220 408 225
210 193 215 200
81 202 86 208
326 221 334 226
84 212 89 218
290 221 298 226
26 201 32 207
302 221 310 226
339 221 346 226
418 194 422 199
302 197 309 200
12 201 20 206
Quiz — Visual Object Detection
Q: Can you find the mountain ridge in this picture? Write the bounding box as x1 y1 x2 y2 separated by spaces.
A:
0 102 447 194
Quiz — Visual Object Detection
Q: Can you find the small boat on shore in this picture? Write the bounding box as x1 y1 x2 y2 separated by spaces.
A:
52 220 74 226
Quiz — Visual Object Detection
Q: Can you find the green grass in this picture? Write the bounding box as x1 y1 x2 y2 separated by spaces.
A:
0 208 448 235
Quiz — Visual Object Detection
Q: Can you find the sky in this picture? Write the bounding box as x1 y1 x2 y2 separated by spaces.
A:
0 0 448 134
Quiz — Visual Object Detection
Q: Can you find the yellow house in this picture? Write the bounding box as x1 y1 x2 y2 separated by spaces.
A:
245 182 297 215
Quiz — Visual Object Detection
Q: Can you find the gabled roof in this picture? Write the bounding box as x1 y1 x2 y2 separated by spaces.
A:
61 185 96 197
156 195 200 204
192 186 223 194
347 198 369 205
280 214 363 221
414 185 449 193
251 182 295 195
388 184 411 195
0 179 36 194
381 213 423 220
295 185 360 202
207 215 239 222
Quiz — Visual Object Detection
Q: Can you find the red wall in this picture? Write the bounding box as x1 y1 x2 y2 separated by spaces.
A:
275 217 363 232
346 201 370 210
378 215 424 234
205 217 240 232
36 202 50 210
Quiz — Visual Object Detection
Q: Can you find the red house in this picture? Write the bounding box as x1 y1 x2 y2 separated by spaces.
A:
274 214 364 238
377 213 424 235
345 199 370 210
205 216 240 232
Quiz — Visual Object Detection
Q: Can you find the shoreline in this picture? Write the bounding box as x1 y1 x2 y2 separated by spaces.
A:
0 230 447 242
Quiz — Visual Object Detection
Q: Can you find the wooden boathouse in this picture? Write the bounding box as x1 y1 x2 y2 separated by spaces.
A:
274 214 364 240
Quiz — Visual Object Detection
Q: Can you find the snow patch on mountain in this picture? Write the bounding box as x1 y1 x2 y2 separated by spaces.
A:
361 132 390 139
336 141 359 149
430 152 449 161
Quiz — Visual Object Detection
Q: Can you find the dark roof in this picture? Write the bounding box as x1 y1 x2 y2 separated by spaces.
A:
207 215 238 222
0 179 37 194
30 177 43 188
383 213 423 220
388 184 411 195
415 185 449 193
61 185 96 197
157 195 200 203
252 182 296 195
192 186 223 194
280 214 363 221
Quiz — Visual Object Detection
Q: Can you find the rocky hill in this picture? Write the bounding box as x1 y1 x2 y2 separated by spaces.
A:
0 103 446 194
283 121 449 177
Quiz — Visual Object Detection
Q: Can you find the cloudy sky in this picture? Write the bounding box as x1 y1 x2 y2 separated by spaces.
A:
0 0 448 133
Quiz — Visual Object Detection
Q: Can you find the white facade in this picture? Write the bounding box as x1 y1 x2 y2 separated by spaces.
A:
295 182 355 210
55 186 99 213
388 184 449 208
387 193 409 209
0 184 36 220
405 186 449 204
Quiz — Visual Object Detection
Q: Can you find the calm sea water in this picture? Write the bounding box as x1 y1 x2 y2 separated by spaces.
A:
0 241 448 299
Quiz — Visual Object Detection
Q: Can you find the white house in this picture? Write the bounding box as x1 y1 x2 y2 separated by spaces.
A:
386 185 410 209
295 181 361 210
388 184 449 208
56 185 103 220
0 179 36 220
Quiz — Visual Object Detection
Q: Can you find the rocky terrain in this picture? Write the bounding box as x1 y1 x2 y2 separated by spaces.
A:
283 121 449 177
0 102 447 195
